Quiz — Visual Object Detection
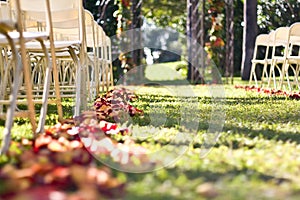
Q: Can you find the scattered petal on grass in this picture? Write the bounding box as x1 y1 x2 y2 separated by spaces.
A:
0 87 150 199
235 85 300 100
67 126 79 135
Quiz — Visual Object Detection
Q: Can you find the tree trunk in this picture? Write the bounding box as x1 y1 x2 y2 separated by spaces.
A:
187 0 205 84
225 0 234 84
187 0 192 81
131 0 143 66
241 0 257 80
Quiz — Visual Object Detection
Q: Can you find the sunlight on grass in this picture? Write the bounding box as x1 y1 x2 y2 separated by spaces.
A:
145 61 187 81
0 121 33 141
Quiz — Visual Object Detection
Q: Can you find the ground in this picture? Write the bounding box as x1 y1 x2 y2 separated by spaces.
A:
1 62 300 199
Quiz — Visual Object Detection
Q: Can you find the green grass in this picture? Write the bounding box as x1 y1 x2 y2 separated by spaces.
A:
144 61 187 81
1 62 300 199
0 98 75 141
144 61 249 86
121 84 300 200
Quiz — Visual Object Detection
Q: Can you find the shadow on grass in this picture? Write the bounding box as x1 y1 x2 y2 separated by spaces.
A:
225 96 289 105
222 124 300 145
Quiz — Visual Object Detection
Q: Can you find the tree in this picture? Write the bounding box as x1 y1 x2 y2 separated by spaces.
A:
187 0 205 83
83 0 118 37
225 0 234 84
257 0 300 33
130 0 143 66
142 0 187 33
241 0 257 80
83 0 298 80
206 0 225 75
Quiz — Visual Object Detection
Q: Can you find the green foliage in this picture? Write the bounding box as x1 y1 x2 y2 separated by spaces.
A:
206 0 226 72
84 0 118 36
141 0 300 76
142 0 187 33
84 0 300 77
257 0 300 32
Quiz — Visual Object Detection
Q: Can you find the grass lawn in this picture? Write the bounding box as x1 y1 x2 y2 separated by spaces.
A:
1 62 300 199
124 84 300 200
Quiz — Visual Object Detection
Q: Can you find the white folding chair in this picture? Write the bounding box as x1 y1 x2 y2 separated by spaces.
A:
282 22 300 91
249 34 271 87
106 35 114 88
98 25 113 91
9 0 63 120
0 0 52 154
84 9 99 100
267 27 290 90
50 0 89 112
96 24 107 92
10 0 89 116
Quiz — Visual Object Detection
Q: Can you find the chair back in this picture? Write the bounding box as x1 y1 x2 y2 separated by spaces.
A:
0 1 11 21
9 0 85 44
289 22 300 37
97 25 107 59
273 27 290 46
271 27 290 58
84 9 96 49
252 34 270 60
255 34 269 46
289 22 300 48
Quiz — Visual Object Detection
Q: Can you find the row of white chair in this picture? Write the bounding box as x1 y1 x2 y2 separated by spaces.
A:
0 0 49 154
0 0 113 154
249 22 300 91
84 10 114 96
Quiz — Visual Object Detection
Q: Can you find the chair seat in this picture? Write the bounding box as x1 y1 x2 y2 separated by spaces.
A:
251 59 267 64
0 31 48 44
25 40 81 51
31 50 80 58
272 56 286 62
286 57 300 63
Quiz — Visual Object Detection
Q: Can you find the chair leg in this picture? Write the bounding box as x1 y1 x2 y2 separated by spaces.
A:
280 62 291 91
109 61 114 87
0 47 31 154
285 70 291 91
288 63 300 91
22 55 37 134
35 40 51 134
296 64 300 90
0 55 12 113
68 47 83 116
50 57 63 121
101 60 105 92
274 62 282 90
249 63 258 87
105 61 109 90
261 62 268 87
95 58 100 95
268 64 275 89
